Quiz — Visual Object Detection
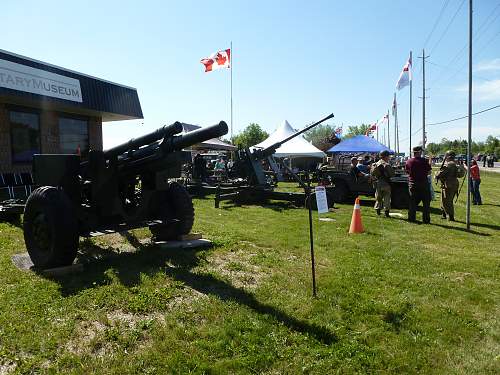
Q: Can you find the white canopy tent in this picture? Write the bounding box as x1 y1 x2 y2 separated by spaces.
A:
253 120 325 158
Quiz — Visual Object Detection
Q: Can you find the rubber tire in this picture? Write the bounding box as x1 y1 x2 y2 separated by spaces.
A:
391 184 410 209
330 180 350 203
150 182 195 241
23 186 79 269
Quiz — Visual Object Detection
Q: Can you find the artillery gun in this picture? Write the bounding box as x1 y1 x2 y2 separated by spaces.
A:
215 113 334 207
23 121 228 269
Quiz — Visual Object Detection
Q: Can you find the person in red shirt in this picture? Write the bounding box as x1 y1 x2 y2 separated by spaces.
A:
405 146 432 223
469 159 482 205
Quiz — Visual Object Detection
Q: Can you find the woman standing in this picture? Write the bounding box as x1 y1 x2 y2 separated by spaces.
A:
470 159 482 205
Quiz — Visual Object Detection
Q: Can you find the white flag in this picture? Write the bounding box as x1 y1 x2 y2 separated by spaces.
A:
396 55 412 90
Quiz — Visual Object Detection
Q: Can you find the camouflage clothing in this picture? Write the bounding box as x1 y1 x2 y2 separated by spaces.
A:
435 160 465 220
371 159 395 212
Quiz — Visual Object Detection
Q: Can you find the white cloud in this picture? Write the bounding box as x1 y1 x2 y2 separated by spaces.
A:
473 79 500 102
474 58 500 72
456 79 500 102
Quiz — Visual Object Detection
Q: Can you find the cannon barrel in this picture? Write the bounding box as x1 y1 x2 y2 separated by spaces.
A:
115 121 228 171
161 121 228 153
104 121 184 158
253 113 334 159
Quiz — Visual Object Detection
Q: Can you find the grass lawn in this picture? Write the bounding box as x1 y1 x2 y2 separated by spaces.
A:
0 172 499 374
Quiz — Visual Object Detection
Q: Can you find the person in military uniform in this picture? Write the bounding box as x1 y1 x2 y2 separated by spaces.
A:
405 146 432 223
435 150 466 221
370 150 395 217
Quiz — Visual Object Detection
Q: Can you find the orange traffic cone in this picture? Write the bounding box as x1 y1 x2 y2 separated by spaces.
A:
349 197 364 234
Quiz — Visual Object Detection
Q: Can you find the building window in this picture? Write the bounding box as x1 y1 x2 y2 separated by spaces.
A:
59 117 89 156
10 110 40 163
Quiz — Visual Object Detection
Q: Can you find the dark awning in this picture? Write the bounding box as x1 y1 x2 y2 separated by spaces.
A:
0 49 143 121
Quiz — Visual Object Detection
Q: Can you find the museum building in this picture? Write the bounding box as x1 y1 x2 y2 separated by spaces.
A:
0 49 143 174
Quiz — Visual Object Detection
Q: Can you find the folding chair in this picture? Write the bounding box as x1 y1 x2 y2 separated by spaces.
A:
2 173 15 200
0 173 13 201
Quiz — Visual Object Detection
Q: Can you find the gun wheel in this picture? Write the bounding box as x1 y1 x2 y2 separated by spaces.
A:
330 180 349 203
23 186 79 269
150 182 194 241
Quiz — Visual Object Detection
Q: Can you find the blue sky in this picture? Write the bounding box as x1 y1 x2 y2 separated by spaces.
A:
3 0 500 154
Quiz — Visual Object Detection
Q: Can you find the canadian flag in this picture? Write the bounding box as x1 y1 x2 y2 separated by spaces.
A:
365 122 377 135
396 55 412 90
200 49 231 72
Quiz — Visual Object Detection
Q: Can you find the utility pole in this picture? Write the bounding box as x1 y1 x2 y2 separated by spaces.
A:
418 49 430 153
466 0 473 230
409 50 413 157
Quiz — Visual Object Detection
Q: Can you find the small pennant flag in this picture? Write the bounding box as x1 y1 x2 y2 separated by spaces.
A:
396 55 412 90
200 49 231 72
365 122 377 136
334 126 343 138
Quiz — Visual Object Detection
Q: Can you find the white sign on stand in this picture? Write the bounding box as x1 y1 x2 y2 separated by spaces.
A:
314 186 329 214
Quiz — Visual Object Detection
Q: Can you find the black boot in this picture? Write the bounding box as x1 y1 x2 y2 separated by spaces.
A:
448 215 455 222
385 210 390 217
376 208 381 216
441 211 447 220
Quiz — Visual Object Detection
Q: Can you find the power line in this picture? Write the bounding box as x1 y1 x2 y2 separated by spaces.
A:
429 2 500 85
427 59 493 81
427 103 500 126
429 0 466 55
423 0 451 48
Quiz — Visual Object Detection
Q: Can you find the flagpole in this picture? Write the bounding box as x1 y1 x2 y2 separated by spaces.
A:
394 92 399 154
409 50 413 157
387 110 390 150
230 41 233 143
393 93 397 153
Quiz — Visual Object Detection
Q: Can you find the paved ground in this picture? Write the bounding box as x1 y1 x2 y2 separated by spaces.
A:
483 162 500 173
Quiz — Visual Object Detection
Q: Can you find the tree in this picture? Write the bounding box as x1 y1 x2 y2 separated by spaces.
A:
344 124 371 139
232 123 269 149
485 135 499 154
303 124 335 147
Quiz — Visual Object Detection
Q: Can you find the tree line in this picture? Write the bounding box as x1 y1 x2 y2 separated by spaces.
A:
228 122 499 157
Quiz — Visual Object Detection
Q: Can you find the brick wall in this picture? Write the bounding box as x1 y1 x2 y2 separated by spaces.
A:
0 103 103 173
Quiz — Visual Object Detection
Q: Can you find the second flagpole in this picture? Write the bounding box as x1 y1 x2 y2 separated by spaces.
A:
230 41 233 143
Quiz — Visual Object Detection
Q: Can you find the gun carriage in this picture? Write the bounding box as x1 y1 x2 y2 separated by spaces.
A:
214 114 335 208
23 121 228 269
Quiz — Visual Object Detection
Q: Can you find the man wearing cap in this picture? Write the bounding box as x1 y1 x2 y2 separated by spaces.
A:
370 150 395 217
356 156 369 173
435 150 465 221
350 156 368 180
405 146 432 223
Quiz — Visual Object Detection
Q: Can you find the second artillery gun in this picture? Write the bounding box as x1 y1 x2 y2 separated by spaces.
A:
23 121 228 269
215 113 335 208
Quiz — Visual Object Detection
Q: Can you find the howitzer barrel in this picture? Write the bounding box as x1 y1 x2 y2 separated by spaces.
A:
104 121 184 158
114 121 229 172
161 121 228 153
255 113 334 159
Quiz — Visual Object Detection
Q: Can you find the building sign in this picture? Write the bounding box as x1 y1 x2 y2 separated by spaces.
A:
0 58 82 102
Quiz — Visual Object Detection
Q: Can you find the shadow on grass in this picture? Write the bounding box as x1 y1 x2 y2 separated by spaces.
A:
52 234 338 345
452 220 500 231
220 200 301 213
431 223 490 236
